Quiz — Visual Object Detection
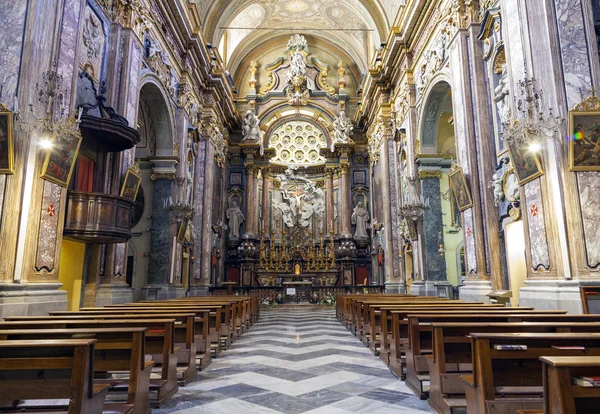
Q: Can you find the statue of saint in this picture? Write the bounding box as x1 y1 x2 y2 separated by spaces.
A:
242 110 261 143
226 201 244 239
494 65 511 124
491 172 505 206
351 201 369 240
332 111 354 150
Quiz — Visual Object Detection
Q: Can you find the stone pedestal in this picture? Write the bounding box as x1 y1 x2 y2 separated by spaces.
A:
94 284 134 306
458 280 493 303
385 281 406 294
188 286 210 297
0 283 68 318
410 280 438 296
519 279 582 313
142 284 186 301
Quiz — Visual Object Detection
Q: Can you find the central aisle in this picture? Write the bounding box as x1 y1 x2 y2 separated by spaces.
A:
154 307 433 413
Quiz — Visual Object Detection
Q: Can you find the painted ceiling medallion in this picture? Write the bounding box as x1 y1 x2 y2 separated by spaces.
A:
285 0 309 13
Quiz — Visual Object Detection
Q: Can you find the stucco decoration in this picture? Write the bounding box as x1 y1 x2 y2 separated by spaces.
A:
79 6 106 82
368 119 384 167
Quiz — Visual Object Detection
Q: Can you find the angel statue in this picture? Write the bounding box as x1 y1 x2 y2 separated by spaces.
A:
332 111 354 151
242 110 261 143
490 172 505 206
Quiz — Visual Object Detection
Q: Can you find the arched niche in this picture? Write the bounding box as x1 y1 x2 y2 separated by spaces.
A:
136 80 175 158
419 80 453 154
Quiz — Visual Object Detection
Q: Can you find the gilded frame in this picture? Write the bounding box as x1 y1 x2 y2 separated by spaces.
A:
40 132 82 187
506 138 544 185
568 110 600 171
448 167 473 212
0 107 14 174
120 168 142 201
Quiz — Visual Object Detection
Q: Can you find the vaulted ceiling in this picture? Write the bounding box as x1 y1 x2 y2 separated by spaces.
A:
191 0 404 77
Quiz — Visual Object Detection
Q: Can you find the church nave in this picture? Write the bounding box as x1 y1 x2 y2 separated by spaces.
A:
154 308 431 414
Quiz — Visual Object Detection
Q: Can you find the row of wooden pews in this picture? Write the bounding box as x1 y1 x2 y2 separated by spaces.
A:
337 293 600 413
0 295 259 414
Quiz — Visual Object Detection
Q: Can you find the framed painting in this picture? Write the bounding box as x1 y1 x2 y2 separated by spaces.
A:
0 107 14 174
506 138 544 185
569 110 600 171
448 167 473 212
120 167 142 201
40 132 82 187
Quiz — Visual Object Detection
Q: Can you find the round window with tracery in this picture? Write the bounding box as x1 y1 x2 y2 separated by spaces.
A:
269 120 327 165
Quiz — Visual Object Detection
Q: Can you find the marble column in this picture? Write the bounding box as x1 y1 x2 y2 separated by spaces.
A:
419 171 447 291
261 168 270 235
339 163 352 237
326 168 335 234
245 165 258 237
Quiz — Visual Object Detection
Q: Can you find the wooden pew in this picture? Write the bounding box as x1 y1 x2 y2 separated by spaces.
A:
52 308 212 370
428 322 600 414
0 319 178 408
540 356 600 414
367 303 504 355
0 339 110 414
0 328 151 414
112 301 232 351
6 312 198 386
387 308 548 381
460 333 600 414
403 311 569 398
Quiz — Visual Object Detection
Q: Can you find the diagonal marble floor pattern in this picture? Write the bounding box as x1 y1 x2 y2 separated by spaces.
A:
153 307 433 414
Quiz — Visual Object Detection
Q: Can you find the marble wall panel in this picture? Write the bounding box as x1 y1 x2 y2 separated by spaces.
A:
193 140 206 281
501 0 526 81
175 243 182 282
148 179 174 284
56 0 82 112
113 243 126 277
554 0 593 108
0 0 27 108
577 172 600 268
524 179 551 270
35 182 62 272
450 43 469 173
463 208 477 275
388 141 401 279
126 41 142 126
0 175 5 230
422 177 447 281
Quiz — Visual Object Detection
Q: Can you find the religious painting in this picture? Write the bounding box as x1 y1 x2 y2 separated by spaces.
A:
40 133 82 187
120 167 142 201
569 111 600 171
0 108 14 174
448 167 473 212
506 138 544 185
177 216 189 243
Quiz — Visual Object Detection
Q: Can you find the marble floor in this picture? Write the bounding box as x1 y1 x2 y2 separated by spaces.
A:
154 307 433 414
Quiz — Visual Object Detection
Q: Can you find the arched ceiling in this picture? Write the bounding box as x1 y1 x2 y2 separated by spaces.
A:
191 0 405 75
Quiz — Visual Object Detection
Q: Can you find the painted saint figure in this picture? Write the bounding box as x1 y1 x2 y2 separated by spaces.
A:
226 201 245 239
351 201 369 239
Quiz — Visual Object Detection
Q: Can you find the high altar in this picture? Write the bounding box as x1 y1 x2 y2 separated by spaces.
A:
212 35 383 299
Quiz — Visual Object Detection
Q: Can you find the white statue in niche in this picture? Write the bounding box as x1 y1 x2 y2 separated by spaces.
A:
332 111 354 151
351 201 369 240
226 201 244 239
494 65 511 124
242 110 261 143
